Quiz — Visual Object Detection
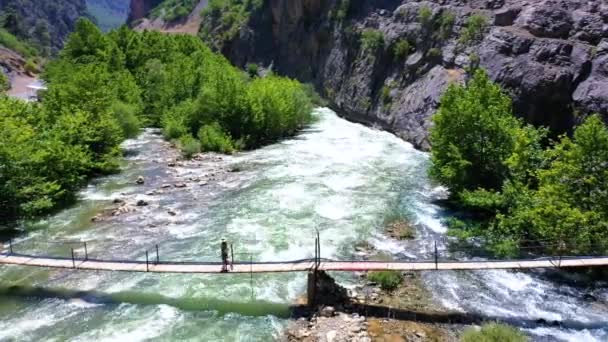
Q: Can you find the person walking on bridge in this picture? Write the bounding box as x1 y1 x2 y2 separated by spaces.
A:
221 238 229 272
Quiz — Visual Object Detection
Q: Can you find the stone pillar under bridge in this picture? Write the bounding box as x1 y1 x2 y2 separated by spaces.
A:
307 270 349 307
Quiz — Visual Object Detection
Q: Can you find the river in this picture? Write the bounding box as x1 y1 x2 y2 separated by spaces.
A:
0 108 606 341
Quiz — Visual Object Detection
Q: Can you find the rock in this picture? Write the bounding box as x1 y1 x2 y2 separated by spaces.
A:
91 214 103 222
320 306 335 317
161 184 171 189
515 1 573 39
136 199 148 207
167 161 176 167
174 183 187 188
494 7 521 26
136 176 145 185
167 209 178 216
113 198 125 204
326 330 337 342
199 181 209 187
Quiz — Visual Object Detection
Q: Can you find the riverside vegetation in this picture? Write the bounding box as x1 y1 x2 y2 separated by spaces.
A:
430 69 608 257
0 19 313 226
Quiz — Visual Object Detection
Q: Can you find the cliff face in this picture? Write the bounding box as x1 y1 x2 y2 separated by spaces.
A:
128 0 163 23
206 0 608 150
0 0 90 53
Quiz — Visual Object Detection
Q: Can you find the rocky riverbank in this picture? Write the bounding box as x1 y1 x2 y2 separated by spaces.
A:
285 270 461 342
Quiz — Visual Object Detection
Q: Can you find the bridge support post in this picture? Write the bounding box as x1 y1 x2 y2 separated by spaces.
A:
84 242 88 261
145 251 149 272
71 248 76 269
155 244 159 265
307 271 317 306
8 239 12 254
434 241 438 270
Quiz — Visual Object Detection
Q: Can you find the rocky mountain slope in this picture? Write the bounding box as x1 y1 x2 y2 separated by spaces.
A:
203 0 608 150
0 0 90 54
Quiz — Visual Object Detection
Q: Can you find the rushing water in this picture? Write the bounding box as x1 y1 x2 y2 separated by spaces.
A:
0 108 607 341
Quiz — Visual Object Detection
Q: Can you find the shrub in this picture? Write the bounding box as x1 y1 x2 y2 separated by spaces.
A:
0 72 9 93
335 0 351 21
198 122 235 154
360 29 384 52
368 271 402 291
437 11 456 40
393 39 411 61
111 101 141 139
179 134 201 158
246 63 259 78
461 323 528 342
418 6 433 28
24 59 38 75
459 14 488 45
381 85 392 105
428 47 442 58
162 116 188 140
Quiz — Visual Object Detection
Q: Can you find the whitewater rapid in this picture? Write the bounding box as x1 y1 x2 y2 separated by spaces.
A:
0 108 606 341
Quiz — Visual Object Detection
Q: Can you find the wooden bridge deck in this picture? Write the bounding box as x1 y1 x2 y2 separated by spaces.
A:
2 253 608 274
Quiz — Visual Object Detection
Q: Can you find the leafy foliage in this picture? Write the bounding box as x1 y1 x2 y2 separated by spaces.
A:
1 19 313 226
392 39 411 61
0 72 9 93
430 70 518 193
418 6 433 28
459 14 488 45
461 323 527 342
360 29 384 52
200 0 264 45
431 69 608 256
150 0 199 22
368 271 402 291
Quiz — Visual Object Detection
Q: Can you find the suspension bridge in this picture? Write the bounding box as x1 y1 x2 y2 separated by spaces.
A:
1 236 607 274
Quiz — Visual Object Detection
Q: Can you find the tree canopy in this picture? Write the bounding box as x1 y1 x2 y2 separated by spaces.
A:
430 70 608 256
0 19 313 227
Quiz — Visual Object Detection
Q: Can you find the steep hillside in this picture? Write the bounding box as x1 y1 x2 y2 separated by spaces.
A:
130 0 208 35
202 0 608 150
0 0 90 54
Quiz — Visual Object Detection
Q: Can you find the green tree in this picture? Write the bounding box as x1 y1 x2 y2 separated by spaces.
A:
430 70 519 193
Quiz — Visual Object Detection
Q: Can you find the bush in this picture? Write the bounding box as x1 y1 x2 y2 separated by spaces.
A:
0 72 9 93
381 85 392 105
428 47 442 58
179 134 201 158
360 29 384 52
111 101 141 139
418 6 433 28
162 116 188 140
437 11 456 40
198 122 235 154
335 0 351 20
461 323 527 342
393 39 411 61
459 14 488 45
368 271 402 291
246 63 259 78
24 59 38 75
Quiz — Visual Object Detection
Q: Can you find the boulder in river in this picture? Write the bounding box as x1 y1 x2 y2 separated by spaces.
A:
135 176 145 185
136 199 149 207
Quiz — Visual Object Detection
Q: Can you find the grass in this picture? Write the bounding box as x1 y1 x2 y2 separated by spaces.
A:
368 271 402 291
461 323 528 342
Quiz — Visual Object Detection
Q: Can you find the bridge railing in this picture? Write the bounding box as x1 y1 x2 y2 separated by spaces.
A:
2 235 608 268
